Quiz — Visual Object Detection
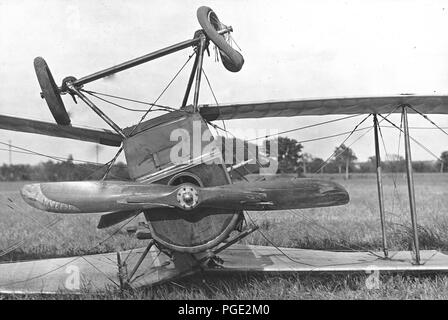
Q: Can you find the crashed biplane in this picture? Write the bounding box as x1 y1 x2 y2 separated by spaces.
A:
1 6 448 294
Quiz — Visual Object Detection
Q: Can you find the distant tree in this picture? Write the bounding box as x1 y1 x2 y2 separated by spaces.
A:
412 161 438 173
440 151 448 173
332 144 357 179
386 154 405 172
266 136 303 174
300 152 313 175
308 157 325 174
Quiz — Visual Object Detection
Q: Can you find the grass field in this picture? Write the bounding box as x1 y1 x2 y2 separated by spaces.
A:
0 173 447 299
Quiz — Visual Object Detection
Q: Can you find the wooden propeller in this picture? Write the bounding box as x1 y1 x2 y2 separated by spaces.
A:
20 178 349 215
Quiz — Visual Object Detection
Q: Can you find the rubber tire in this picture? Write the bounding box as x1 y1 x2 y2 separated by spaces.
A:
197 6 244 72
34 57 71 126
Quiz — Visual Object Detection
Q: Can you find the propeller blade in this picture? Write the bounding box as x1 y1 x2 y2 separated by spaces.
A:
20 181 176 214
201 178 349 210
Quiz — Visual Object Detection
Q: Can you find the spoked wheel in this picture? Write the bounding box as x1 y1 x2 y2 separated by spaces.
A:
34 57 71 125
197 6 244 72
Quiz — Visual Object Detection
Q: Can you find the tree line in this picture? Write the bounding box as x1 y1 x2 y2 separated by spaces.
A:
0 138 446 182
0 155 129 182
265 137 447 177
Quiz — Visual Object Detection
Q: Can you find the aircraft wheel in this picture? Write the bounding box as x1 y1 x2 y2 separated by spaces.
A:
197 6 244 72
34 57 71 126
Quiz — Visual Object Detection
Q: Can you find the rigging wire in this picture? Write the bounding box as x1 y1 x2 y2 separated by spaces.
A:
81 90 176 112
130 52 195 136
285 209 384 258
4 197 121 285
314 105 402 174
0 213 140 288
376 119 406 218
0 140 95 165
247 114 364 142
0 141 124 180
296 127 371 144
0 216 62 258
313 114 373 173
244 211 316 267
202 68 230 141
101 146 123 181
393 114 404 215
407 105 448 138
378 114 443 162
383 125 448 130
82 90 174 113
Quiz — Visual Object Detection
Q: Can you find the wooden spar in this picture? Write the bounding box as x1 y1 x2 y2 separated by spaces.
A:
193 34 206 112
373 114 388 258
402 105 420 264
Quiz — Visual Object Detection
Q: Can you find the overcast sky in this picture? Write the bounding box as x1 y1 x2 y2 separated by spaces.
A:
1 0 448 166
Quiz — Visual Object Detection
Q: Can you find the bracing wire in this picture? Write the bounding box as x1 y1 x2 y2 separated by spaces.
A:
0 212 140 288
81 90 176 112
378 114 443 162
0 140 124 180
313 114 373 173
0 140 102 166
407 105 448 138
130 52 195 136
296 127 371 144
202 68 230 141
247 114 364 142
314 105 402 174
244 211 317 267
376 118 406 217
284 209 383 258
82 90 174 113
4 197 121 285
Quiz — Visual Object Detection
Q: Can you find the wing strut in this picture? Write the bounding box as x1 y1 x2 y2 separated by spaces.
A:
373 114 388 258
402 105 421 264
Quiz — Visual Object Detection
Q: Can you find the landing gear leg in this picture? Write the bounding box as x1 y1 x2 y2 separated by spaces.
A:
126 239 156 284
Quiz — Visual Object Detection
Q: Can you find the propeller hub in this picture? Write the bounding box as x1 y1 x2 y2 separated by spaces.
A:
176 185 199 210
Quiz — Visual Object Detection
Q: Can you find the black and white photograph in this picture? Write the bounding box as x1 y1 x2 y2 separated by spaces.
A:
1 0 448 303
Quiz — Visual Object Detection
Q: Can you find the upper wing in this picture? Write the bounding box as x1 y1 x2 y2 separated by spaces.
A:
0 114 122 147
199 95 448 120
